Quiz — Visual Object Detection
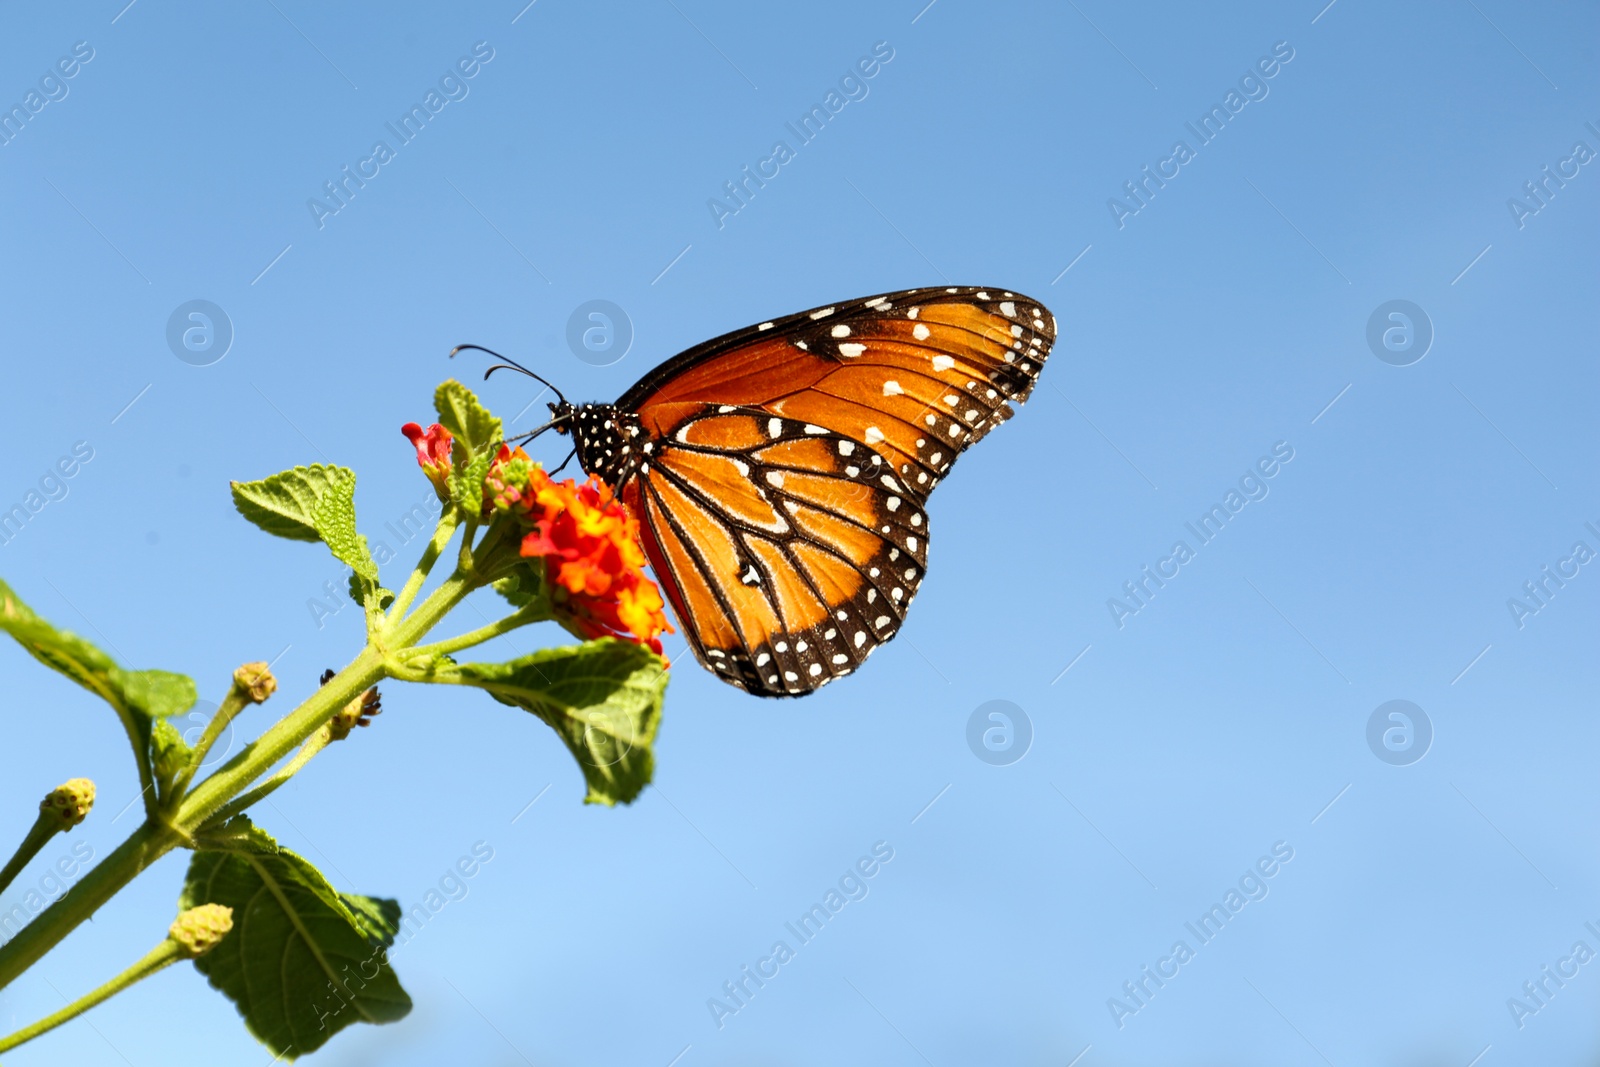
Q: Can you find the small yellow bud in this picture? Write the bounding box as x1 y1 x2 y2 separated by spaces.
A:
233 662 278 704
40 778 95 829
169 904 234 958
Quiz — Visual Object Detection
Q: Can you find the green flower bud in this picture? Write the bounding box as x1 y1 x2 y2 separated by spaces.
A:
169 904 234 958
150 719 191 790
233 662 277 704
40 778 95 829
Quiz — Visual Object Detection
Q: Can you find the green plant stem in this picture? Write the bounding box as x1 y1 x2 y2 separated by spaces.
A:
0 936 183 1055
78 675 159 822
0 653 386 993
405 604 547 661
198 726 334 832
456 517 480 572
0 822 171 994
0 814 59 899
167 686 249 803
387 511 459 623
174 651 390 834
0 519 515 996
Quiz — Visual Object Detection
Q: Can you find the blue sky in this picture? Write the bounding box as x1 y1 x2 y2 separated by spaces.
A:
1 1 1597 1064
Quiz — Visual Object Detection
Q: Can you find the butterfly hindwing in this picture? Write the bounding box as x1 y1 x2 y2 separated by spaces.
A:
621 408 927 697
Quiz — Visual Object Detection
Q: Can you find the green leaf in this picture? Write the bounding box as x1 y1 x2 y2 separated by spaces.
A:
433 379 502 458
339 894 403 947
180 817 411 1059
230 464 353 542
231 466 381 601
0 577 196 775
308 473 378 584
450 639 667 806
436 380 503 510
120 669 200 719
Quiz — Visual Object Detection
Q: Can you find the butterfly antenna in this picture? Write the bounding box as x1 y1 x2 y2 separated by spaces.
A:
503 411 574 450
449 344 569 406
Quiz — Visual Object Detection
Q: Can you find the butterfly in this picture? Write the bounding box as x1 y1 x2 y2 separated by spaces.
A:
459 286 1055 698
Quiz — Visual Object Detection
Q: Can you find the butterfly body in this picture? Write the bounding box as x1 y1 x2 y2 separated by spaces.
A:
538 286 1055 697
551 402 645 487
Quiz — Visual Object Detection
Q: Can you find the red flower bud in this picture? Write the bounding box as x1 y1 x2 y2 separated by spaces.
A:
401 422 454 501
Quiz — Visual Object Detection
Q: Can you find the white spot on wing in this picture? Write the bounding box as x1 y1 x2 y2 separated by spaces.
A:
883 380 904 397
864 426 885 444
758 321 774 330
932 355 955 372
831 324 851 338
912 323 931 341
809 306 836 319
839 343 866 358
768 417 783 439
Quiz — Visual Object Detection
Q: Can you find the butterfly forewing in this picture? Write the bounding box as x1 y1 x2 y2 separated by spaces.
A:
618 287 1055 503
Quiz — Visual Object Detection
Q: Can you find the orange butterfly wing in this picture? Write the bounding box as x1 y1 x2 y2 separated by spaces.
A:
612 287 1055 696
619 287 1055 502
620 409 926 695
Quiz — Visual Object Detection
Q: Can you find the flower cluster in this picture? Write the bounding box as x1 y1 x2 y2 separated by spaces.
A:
484 444 673 658
400 423 672 658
